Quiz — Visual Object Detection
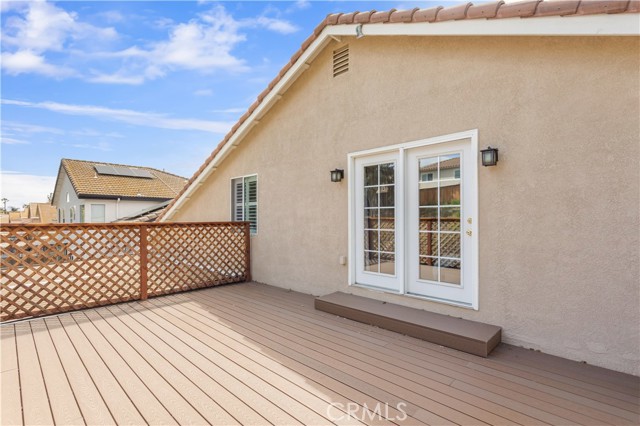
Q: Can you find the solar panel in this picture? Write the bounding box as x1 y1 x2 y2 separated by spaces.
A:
95 165 116 175
131 168 154 178
114 166 133 176
94 165 153 179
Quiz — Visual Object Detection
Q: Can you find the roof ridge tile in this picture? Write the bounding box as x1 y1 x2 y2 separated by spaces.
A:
436 2 474 21
412 6 443 22
390 8 420 23
495 0 542 18
371 9 396 23
467 1 505 19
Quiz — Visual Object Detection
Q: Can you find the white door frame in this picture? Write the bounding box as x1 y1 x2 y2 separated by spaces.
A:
348 129 479 310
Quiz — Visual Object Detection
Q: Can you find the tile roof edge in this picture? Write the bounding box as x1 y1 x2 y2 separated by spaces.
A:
158 0 639 222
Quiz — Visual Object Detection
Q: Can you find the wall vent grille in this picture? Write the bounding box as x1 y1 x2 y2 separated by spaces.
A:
333 45 349 77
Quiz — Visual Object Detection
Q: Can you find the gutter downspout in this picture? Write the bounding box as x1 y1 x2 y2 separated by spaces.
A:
116 198 120 220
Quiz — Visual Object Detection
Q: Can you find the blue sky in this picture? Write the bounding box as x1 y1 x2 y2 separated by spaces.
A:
1 0 453 209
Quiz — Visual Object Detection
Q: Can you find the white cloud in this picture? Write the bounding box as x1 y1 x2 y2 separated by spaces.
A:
90 5 298 84
194 89 213 96
86 71 146 85
293 0 311 10
68 141 112 151
1 1 116 78
2 121 64 135
251 16 298 35
70 129 124 138
0 171 56 208
0 136 30 145
2 98 234 134
211 107 246 114
2 1 116 52
1 50 76 77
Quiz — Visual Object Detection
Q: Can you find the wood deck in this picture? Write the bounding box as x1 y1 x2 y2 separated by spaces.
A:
1 282 638 426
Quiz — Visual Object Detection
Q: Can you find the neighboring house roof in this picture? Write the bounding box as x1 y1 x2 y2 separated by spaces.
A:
421 158 460 173
54 159 188 202
160 0 639 221
114 200 170 223
35 204 57 224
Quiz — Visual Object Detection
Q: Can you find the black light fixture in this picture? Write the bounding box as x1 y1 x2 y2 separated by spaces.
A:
480 146 499 167
330 168 344 182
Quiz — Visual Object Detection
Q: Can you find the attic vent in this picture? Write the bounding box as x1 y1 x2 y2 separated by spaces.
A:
333 45 349 77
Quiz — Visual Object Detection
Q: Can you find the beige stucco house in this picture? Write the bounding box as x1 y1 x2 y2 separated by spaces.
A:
161 1 640 375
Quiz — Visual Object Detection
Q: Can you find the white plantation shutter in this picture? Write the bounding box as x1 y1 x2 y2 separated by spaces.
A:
244 176 258 234
231 175 258 234
232 178 244 221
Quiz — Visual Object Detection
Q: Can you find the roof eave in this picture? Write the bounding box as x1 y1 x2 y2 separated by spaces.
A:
160 12 639 222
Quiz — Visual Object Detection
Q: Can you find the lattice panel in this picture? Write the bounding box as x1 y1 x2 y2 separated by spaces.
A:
1 222 250 322
146 223 248 297
1 225 141 321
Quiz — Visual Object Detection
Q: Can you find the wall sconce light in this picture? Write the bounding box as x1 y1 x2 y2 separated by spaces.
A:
480 147 499 167
330 168 344 182
355 24 364 39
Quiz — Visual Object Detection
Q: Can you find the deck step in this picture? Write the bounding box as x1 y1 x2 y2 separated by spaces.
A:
315 292 501 357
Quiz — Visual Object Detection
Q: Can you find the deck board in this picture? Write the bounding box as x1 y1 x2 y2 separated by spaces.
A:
214 284 638 425
2 282 639 426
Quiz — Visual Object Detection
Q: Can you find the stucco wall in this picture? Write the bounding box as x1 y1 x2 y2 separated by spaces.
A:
172 36 640 375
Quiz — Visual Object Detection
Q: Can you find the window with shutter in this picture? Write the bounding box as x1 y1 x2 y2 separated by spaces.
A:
231 175 258 234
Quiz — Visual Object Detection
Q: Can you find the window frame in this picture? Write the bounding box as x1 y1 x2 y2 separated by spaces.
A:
230 173 259 235
90 204 106 223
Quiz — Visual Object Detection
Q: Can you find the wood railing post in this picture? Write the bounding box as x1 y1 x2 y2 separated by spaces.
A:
139 225 149 300
244 222 251 282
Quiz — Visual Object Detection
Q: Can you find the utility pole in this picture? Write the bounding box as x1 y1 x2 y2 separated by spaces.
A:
1 198 7 213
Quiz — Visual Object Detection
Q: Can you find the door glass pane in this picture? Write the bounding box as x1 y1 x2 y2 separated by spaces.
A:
417 154 462 285
379 208 394 229
379 186 394 207
379 163 395 185
419 257 439 281
364 251 379 273
364 230 379 251
364 165 378 186
365 188 378 208
362 162 395 276
379 253 395 275
365 208 379 229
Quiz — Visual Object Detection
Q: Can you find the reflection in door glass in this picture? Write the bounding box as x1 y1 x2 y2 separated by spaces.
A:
418 154 461 285
364 163 395 275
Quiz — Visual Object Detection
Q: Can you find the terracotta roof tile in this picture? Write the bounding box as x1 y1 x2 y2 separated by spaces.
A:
338 12 358 24
370 9 396 23
576 0 629 15
354 11 375 24
413 6 443 22
300 34 315 51
390 8 419 23
326 13 342 25
496 0 541 18
467 1 505 19
59 159 187 200
436 2 473 21
159 0 639 221
534 0 580 17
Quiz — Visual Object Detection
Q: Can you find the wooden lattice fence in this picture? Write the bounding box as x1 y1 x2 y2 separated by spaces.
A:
1 222 250 321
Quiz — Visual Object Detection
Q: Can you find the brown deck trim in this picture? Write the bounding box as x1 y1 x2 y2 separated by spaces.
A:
315 292 501 357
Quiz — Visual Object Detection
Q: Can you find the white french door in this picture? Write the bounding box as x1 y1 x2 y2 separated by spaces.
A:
350 131 478 308
406 139 477 306
354 152 403 292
